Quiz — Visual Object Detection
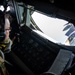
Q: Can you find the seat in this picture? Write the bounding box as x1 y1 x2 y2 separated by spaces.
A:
41 49 74 75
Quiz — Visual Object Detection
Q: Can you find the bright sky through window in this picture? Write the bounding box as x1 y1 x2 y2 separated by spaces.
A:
32 11 69 44
0 6 10 12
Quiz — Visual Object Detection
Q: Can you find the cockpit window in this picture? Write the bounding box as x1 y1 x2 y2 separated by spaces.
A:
0 6 4 11
31 11 75 46
0 5 10 12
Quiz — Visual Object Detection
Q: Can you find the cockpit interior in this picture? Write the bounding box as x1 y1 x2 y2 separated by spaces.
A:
0 0 75 75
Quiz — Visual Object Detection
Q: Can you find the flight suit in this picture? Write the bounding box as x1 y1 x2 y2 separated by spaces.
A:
0 38 12 75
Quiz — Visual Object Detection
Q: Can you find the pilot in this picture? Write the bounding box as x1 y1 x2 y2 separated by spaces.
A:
0 11 12 75
0 13 12 53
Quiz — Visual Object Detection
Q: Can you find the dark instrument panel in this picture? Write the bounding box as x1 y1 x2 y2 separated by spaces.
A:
11 26 59 75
